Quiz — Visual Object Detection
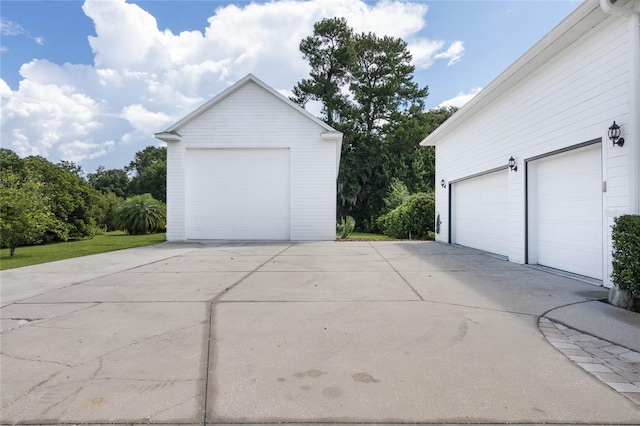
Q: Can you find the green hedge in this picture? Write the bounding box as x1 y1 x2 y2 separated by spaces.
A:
377 192 434 240
611 214 640 298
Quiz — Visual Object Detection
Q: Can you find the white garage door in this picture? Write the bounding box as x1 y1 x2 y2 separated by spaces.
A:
529 143 602 279
185 148 290 240
452 169 509 257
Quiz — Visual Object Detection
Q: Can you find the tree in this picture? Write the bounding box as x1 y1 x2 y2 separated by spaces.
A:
23 156 98 241
94 192 123 232
126 146 167 202
291 17 353 126
57 160 84 177
0 171 56 256
294 20 439 229
87 166 131 198
115 194 166 235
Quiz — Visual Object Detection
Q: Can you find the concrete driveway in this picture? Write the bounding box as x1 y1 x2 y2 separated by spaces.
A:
1 241 639 424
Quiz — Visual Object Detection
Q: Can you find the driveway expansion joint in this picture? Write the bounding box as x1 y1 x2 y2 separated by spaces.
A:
368 242 424 301
539 317 640 406
204 243 296 423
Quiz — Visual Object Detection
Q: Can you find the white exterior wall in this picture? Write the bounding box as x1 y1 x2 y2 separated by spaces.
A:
166 81 338 241
435 12 634 287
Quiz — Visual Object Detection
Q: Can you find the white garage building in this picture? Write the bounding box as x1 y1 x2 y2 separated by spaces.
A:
421 0 639 287
155 74 343 241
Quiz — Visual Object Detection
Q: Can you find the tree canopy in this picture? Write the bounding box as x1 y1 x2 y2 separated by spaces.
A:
125 146 167 202
292 18 456 230
0 149 99 254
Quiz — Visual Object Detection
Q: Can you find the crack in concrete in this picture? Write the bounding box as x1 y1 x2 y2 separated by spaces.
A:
5 317 42 321
4 248 202 306
1 351 73 368
43 358 103 418
148 391 205 422
203 243 295 424
1 369 62 411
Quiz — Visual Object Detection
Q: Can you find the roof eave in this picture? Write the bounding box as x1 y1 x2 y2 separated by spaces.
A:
154 131 182 143
420 0 606 147
159 73 339 135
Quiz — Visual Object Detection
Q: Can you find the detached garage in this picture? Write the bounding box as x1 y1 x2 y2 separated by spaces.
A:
421 0 639 287
155 74 343 241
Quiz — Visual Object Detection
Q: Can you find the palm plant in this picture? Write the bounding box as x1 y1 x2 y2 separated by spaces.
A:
115 194 166 235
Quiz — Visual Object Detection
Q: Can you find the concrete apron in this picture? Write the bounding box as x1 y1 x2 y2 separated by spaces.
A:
1 241 638 424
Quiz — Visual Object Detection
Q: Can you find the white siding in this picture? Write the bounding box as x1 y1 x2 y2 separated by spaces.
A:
166 142 186 241
166 80 337 241
434 13 632 286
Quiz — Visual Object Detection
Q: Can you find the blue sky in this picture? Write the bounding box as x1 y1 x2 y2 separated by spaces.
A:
0 0 581 173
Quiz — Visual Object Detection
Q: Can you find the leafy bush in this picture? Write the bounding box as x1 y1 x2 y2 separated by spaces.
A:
377 192 435 240
115 194 166 235
94 192 123 232
611 215 640 298
383 178 410 212
337 216 356 239
0 172 57 256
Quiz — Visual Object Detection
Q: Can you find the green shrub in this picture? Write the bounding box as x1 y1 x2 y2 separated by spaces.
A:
115 194 166 235
382 178 410 213
611 215 640 298
377 192 435 240
94 192 123 232
337 216 356 239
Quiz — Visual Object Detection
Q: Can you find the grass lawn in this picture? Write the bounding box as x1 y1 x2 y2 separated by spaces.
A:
0 232 166 271
339 232 395 241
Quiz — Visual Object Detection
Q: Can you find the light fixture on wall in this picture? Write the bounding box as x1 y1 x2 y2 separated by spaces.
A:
508 156 518 172
608 121 625 147
441 179 446 188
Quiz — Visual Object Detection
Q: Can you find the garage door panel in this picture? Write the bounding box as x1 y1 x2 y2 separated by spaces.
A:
530 143 602 279
186 148 290 240
453 170 509 257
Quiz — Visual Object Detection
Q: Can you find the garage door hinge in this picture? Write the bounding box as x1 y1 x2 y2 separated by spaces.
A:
603 181 607 193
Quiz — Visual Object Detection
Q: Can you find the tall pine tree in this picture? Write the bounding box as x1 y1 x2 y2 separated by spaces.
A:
293 19 452 230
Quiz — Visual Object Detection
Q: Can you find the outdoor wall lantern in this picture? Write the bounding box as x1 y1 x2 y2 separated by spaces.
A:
508 156 518 172
441 179 446 188
608 121 625 147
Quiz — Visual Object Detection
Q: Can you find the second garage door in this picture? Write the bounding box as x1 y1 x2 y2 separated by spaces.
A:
452 169 509 257
185 148 290 240
528 143 602 279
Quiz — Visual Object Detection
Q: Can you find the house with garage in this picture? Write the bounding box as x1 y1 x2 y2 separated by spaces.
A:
155 74 343 241
421 0 639 287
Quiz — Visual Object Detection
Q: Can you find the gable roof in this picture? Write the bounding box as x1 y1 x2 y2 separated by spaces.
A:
155 73 340 138
420 0 631 146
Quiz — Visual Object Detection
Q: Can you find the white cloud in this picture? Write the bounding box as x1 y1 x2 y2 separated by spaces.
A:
0 18 25 36
0 17 44 47
0 78 11 97
410 39 464 69
437 87 482 109
0 79 106 160
434 40 465 66
1 0 463 169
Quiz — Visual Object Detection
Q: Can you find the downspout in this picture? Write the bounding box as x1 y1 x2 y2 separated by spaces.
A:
600 0 640 214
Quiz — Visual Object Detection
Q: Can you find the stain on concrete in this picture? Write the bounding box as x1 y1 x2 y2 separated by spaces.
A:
322 386 343 397
294 369 327 378
91 397 105 405
352 372 379 383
